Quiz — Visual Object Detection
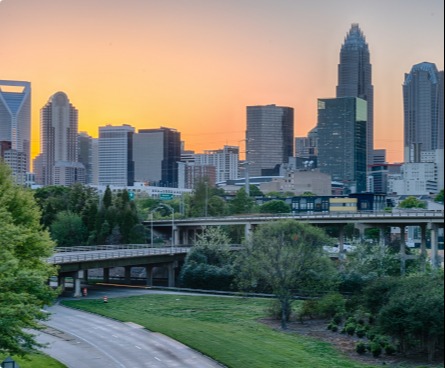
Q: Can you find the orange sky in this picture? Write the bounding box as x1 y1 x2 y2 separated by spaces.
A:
1 0 443 164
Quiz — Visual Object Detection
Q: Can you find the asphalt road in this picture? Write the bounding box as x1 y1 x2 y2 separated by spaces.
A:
36 287 225 368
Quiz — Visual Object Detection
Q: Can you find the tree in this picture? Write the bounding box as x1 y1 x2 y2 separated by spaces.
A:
398 196 426 209
377 272 444 361
235 220 335 329
259 200 291 214
180 227 234 290
0 162 58 356
229 188 254 214
50 211 88 246
434 189 444 203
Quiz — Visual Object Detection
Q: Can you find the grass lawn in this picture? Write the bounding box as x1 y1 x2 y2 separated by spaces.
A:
0 353 66 368
62 294 380 368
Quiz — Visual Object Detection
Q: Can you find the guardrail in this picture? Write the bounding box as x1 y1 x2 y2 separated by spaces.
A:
48 247 190 264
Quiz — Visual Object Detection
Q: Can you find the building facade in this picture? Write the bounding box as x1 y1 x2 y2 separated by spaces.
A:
246 104 294 177
194 145 239 183
336 24 374 167
98 124 134 186
403 62 444 162
34 92 85 186
317 97 367 193
133 127 181 187
0 80 31 184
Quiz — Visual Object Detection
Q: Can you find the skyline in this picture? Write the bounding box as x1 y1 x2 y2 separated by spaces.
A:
1 0 443 164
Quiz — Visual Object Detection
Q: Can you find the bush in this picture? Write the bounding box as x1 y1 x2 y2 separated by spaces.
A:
267 300 292 321
297 299 319 321
345 323 356 336
327 322 338 332
384 343 396 356
356 342 367 355
356 326 366 338
317 293 346 318
332 313 343 325
370 342 382 357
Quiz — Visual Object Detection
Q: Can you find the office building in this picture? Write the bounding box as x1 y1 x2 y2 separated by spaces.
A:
317 97 367 193
0 80 31 184
403 62 444 161
336 24 374 167
78 132 94 184
246 104 294 177
34 92 85 186
98 124 134 186
133 127 181 187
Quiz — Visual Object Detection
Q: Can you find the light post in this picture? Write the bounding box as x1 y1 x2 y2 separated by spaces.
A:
156 203 175 253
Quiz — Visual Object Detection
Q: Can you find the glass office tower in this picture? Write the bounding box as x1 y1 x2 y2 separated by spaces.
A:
317 97 367 193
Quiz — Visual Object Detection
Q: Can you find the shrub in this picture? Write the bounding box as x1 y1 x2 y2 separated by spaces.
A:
332 313 343 325
384 343 396 356
356 326 366 338
345 323 356 336
370 342 382 357
267 300 292 321
317 293 346 318
356 342 367 355
297 299 319 321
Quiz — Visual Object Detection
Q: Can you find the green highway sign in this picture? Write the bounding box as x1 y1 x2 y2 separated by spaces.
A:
159 193 174 200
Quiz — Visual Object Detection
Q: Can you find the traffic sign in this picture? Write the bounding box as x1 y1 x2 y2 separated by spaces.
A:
160 193 174 200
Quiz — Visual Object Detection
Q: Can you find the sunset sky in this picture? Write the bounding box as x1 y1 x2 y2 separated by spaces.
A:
1 0 443 163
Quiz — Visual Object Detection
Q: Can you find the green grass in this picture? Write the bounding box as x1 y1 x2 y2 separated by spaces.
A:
0 353 66 368
62 294 380 368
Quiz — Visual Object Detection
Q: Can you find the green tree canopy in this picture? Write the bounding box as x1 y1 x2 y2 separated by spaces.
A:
259 200 291 214
235 220 336 329
0 162 58 356
434 189 444 203
180 227 234 290
398 196 426 209
50 211 88 246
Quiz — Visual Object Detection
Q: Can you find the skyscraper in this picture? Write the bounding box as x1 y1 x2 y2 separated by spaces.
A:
98 124 135 187
246 104 294 177
133 127 181 187
336 24 374 167
403 62 444 162
34 91 85 186
317 97 367 193
0 80 31 184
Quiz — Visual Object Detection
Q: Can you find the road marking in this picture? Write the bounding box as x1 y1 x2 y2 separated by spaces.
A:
112 335 118 338
135 345 142 349
154 357 161 361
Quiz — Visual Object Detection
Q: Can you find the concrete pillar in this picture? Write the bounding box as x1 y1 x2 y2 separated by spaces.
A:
103 268 110 283
430 224 438 269
84 269 89 284
400 225 406 276
245 223 253 242
124 266 132 284
73 272 82 297
145 265 154 287
419 224 428 272
173 226 179 246
167 262 175 287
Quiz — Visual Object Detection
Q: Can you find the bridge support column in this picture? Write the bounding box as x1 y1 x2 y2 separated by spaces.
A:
167 262 176 287
124 266 132 284
173 226 179 246
145 265 154 287
419 224 428 272
73 271 82 297
337 226 346 269
244 223 253 242
400 225 407 276
103 268 110 283
430 224 439 269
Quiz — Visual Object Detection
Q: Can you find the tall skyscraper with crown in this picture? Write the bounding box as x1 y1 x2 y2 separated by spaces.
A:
336 24 374 167
0 80 31 184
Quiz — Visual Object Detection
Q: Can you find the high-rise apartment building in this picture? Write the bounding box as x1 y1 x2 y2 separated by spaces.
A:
403 62 444 162
194 145 239 183
317 97 367 193
133 127 181 187
98 124 134 187
246 104 294 177
336 24 374 167
0 80 31 184
34 92 85 186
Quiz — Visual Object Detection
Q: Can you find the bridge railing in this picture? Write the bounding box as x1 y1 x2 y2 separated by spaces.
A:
48 247 190 264
54 244 191 253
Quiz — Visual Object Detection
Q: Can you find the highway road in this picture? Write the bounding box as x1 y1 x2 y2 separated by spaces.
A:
35 288 225 368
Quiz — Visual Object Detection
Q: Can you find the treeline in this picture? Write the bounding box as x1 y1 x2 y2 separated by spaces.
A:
34 184 144 246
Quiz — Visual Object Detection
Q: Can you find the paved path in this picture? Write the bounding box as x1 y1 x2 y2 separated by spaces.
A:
36 287 225 368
